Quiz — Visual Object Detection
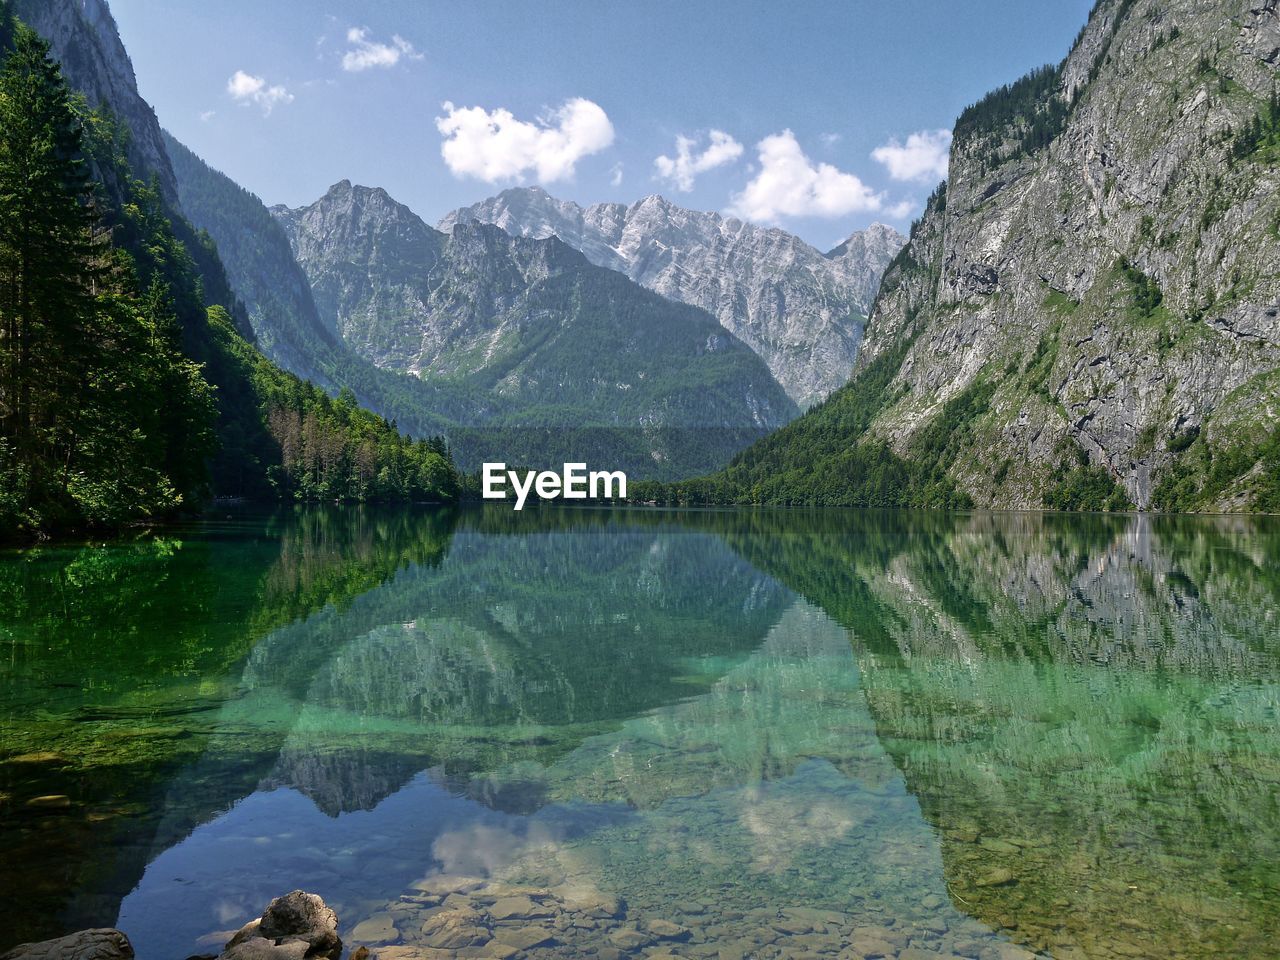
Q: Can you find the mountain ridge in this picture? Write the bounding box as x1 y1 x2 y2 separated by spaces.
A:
272 180 800 476
441 186 905 407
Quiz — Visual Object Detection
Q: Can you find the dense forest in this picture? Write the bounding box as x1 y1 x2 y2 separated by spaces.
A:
626 334 982 509
0 14 457 540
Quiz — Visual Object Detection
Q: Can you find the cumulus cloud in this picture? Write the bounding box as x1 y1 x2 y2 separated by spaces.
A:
728 130 881 223
610 163 624 186
884 199 917 220
435 98 615 183
872 129 952 183
227 71 293 115
342 27 422 72
654 129 743 192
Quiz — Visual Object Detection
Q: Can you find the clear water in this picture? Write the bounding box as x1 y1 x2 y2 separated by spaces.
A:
1 506 1277 960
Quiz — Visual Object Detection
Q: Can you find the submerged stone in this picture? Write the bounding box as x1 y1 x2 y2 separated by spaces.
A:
350 914 398 945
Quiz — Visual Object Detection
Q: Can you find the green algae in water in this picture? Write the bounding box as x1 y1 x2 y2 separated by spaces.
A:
1 506 1278 960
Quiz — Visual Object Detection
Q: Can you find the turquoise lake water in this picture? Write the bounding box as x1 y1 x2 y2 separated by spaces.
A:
1 506 1277 959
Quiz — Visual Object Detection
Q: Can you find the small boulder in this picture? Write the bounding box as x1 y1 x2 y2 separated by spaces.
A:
975 868 1017 888
1 929 133 960
350 914 397 945
487 896 552 921
642 919 690 941
23 795 72 811
220 940 308 960
222 891 341 960
418 909 490 950
491 927 555 951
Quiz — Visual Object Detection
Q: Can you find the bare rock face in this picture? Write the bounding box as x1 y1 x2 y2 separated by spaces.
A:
0 929 133 960
441 188 905 407
221 891 342 960
798 0 1280 510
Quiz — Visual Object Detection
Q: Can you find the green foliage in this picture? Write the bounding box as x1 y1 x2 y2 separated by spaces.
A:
953 63 1068 170
0 24 215 537
0 19 459 540
1153 424 1280 514
630 340 992 510
1043 464 1131 511
1116 257 1165 321
1025 322 1062 404
1167 425 1199 453
1231 85 1280 162
204 307 457 504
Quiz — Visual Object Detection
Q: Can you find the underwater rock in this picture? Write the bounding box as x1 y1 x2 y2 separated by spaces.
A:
349 914 397 945
222 891 341 960
975 868 1017 888
487 896 551 921
642 918 690 940
417 909 490 949
490 927 555 950
0 929 133 960
22 796 71 811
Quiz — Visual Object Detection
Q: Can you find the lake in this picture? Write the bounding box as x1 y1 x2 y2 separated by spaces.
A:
1 506 1277 960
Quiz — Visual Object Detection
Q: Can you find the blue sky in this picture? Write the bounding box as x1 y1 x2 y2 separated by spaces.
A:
111 0 1094 248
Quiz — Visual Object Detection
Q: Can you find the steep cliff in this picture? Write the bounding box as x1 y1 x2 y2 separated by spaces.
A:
441 187 904 407
693 0 1280 512
13 0 177 206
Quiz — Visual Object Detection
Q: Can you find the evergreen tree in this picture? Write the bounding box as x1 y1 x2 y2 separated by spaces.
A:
0 23 218 533
0 22 102 523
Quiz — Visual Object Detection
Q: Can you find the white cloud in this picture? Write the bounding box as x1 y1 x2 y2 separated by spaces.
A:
885 199 917 219
872 129 951 183
728 130 881 223
610 163 624 187
435 98 615 183
199 109 216 123
653 129 743 192
342 27 422 72
820 132 842 147
226 70 293 115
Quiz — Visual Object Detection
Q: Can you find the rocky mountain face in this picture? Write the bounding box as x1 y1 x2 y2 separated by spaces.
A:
274 182 799 476
14 0 178 207
163 132 341 386
728 0 1280 511
441 188 904 407
825 222 910 299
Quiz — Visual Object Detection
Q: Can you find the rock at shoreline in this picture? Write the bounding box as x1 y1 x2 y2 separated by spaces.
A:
0 929 133 960
222 891 342 960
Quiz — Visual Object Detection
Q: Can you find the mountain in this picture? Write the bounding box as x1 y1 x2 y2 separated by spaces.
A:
162 131 489 441
12 0 177 207
824 222 911 296
273 181 799 477
162 132 340 384
440 187 904 407
2 0 458 539
661 0 1280 513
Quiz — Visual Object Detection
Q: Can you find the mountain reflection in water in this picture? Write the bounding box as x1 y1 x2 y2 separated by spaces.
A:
1 506 1277 960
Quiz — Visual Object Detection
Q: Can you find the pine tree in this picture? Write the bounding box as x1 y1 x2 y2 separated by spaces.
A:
0 22 101 521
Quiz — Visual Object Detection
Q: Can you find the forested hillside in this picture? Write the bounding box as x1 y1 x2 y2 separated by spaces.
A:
0 12 457 540
163 133 483 443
